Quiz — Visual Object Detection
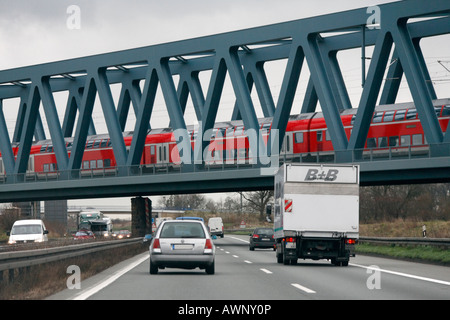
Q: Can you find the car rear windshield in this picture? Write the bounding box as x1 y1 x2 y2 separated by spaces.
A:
255 228 273 235
160 222 206 238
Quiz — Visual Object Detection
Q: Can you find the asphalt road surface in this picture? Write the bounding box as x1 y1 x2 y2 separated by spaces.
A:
48 234 450 301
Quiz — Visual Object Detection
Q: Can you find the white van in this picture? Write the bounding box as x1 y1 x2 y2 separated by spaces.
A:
208 217 224 238
7 219 49 244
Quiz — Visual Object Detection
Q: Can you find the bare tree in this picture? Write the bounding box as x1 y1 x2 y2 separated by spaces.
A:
238 191 273 220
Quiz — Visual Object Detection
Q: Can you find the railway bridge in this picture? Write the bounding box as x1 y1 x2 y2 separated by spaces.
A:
0 0 449 203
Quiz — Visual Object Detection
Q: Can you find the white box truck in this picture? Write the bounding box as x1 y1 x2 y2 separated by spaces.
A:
274 163 359 266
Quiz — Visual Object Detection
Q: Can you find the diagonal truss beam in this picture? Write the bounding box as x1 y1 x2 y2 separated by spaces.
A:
0 0 448 178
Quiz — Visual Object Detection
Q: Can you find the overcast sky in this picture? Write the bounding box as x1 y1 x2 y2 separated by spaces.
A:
1 0 448 208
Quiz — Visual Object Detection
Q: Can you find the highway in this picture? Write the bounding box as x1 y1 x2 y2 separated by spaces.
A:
48 234 450 301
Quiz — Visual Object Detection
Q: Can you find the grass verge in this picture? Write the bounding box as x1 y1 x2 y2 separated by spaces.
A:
356 243 450 266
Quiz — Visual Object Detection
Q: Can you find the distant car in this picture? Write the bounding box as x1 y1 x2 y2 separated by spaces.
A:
73 230 95 240
208 217 224 238
149 220 215 275
249 228 276 251
7 219 49 244
176 216 204 222
114 230 131 239
143 234 153 245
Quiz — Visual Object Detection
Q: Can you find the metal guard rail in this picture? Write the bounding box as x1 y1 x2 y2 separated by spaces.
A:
1 236 448 273
358 237 450 247
0 237 143 272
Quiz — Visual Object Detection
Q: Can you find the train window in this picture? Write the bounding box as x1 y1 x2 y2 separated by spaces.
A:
367 138 376 148
378 137 388 148
226 127 235 136
443 105 450 116
100 140 107 148
44 163 57 172
93 140 100 148
294 132 303 144
383 111 395 122
235 126 244 136
150 145 155 155
211 128 218 139
83 161 89 169
107 140 112 147
86 141 93 149
104 159 111 168
47 146 53 153
97 160 103 169
90 160 96 169
389 136 399 147
400 135 411 146
66 142 73 151
434 106 442 117
412 134 422 145
394 110 406 121
261 123 271 133
211 128 225 139
372 112 383 123
40 145 47 153
406 109 417 119
317 131 323 142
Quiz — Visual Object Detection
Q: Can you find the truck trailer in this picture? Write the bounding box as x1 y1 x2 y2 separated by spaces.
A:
274 163 359 266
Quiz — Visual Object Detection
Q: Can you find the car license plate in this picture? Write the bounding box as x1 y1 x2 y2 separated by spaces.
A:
261 238 270 241
286 242 296 249
173 244 193 250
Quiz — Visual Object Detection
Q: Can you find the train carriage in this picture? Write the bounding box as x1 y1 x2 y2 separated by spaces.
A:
0 99 448 178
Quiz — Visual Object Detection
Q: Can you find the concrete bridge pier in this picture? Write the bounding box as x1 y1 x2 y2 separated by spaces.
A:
131 196 152 237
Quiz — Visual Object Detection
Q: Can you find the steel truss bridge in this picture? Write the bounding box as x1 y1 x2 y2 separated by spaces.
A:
0 0 449 202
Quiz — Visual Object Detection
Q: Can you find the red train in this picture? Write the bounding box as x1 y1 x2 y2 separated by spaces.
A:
0 99 449 176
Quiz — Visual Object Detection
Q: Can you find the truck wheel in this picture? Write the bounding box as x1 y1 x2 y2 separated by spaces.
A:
283 253 290 265
276 250 283 263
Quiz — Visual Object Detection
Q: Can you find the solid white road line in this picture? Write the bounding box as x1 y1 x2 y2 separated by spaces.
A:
244 260 253 264
291 283 316 294
350 263 450 286
72 255 149 300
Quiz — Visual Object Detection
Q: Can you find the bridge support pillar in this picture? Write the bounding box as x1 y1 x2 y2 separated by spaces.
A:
131 197 152 237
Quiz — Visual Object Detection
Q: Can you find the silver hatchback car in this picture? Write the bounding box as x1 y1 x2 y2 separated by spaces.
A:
149 220 215 274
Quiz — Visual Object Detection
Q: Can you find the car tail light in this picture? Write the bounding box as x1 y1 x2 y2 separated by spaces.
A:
252 234 260 239
286 237 295 242
152 238 161 253
204 239 213 254
345 239 356 245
